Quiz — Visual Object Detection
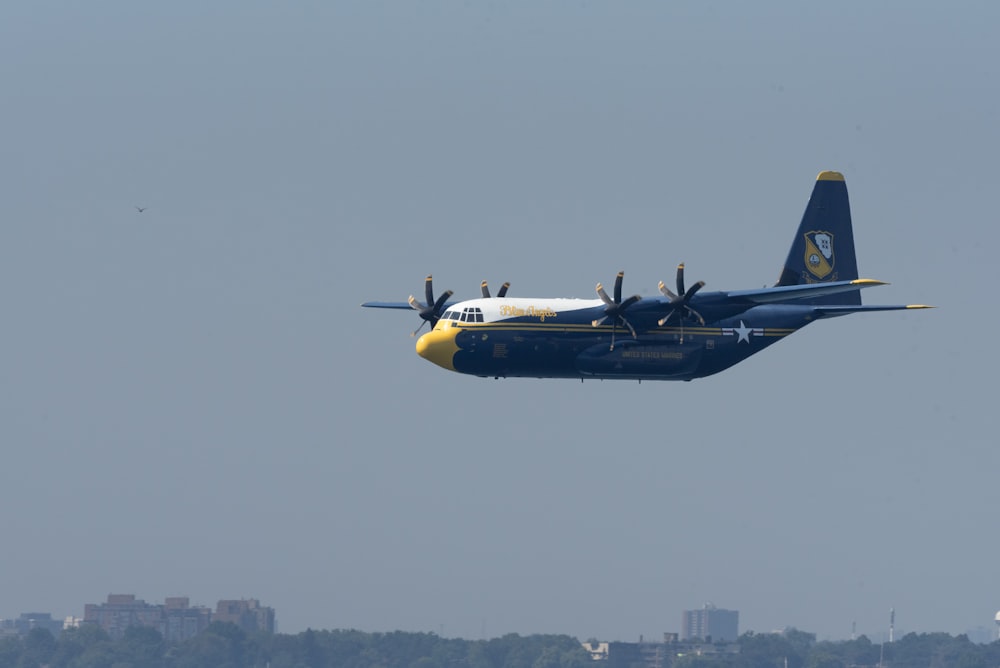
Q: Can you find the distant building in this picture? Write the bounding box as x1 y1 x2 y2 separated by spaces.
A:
581 635 739 666
213 599 276 634
0 613 65 638
581 641 609 660
682 604 739 643
162 597 212 643
84 594 217 642
85 594 165 640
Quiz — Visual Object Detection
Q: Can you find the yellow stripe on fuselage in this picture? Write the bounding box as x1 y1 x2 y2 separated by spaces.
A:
434 322 796 337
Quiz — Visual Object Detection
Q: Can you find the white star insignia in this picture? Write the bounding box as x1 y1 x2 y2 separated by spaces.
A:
733 320 752 343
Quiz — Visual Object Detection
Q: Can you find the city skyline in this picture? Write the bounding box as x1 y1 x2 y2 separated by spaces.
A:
5 597 999 645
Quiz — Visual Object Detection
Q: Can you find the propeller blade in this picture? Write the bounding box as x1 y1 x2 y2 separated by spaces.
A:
483 281 510 298
431 290 453 315
592 316 608 327
619 294 641 311
658 280 678 301
408 295 425 312
424 275 435 309
621 316 638 340
596 283 614 307
686 281 705 300
613 272 624 304
676 264 686 297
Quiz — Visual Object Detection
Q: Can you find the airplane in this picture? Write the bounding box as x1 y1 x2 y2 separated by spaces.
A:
362 171 931 381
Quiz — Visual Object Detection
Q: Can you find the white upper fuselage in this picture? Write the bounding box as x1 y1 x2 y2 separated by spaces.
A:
437 297 603 326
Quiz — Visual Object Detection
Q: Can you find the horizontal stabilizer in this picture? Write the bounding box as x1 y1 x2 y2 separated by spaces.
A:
810 304 934 319
727 279 886 305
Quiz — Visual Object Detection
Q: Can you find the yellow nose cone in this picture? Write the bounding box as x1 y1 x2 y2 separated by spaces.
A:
415 324 459 371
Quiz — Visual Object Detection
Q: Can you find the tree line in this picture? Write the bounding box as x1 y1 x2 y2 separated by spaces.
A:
2 621 999 668
673 628 1000 668
0 622 590 668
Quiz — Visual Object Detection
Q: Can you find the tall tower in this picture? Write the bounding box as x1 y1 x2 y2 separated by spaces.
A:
681 604 739 643
889 608 895 643
994 611 1000 640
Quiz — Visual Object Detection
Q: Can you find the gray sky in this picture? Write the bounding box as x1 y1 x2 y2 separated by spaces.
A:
2 0 995 643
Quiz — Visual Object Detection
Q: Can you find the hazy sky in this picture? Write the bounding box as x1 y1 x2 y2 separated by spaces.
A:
2 0 996 643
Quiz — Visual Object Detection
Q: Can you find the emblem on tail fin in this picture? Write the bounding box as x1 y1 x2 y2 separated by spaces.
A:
803 230 836 281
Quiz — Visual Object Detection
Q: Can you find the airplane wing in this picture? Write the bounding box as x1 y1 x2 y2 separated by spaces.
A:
361 276 457 317
361 301 415 310
724 279 888 305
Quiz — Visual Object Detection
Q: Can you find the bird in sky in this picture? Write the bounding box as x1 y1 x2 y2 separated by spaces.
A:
135 206 147 213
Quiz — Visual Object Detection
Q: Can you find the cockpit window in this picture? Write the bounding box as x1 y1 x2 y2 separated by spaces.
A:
451 307 485 324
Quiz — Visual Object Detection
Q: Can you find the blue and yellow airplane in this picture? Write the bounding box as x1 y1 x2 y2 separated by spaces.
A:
363 171 930 381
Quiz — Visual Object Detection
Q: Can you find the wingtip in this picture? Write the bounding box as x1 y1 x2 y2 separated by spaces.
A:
852 278 889 287
906 304 935 309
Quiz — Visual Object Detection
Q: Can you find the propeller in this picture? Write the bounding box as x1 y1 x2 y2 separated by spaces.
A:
657 263 706 343
592 271 641 351
657 263 706 326
408 275 453 336
481 281 510 298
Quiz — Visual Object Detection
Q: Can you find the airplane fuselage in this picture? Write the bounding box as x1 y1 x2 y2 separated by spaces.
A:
365 171 929 380
417 297 815 380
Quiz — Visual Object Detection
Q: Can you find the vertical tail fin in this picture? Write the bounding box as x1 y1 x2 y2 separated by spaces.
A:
775 170 860 305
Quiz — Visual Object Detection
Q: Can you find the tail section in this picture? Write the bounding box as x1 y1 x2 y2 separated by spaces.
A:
775 171 860 305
